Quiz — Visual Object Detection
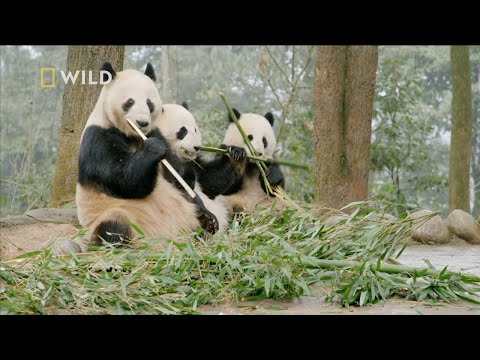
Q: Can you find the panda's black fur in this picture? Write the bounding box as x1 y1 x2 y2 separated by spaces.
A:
78 126 166 199
193 144 248 199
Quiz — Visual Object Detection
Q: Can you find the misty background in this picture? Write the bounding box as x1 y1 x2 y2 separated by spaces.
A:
0 45 479 217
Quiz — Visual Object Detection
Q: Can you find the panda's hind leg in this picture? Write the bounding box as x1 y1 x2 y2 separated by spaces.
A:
91 214 132 247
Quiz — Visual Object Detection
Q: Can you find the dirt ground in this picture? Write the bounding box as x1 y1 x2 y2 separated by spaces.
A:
0 223 80 261
1 211 479 315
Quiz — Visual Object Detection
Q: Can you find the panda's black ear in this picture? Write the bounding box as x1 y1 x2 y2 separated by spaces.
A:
181 101 189 110
264 112 274 126
145 62 156 81
228 108 241 123
100 62 116 82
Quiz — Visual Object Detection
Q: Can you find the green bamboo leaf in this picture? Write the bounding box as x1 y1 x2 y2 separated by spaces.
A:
455 294 480 305
15 250 43 259
129 222 145 237
438 266 448 279
360 291 367 306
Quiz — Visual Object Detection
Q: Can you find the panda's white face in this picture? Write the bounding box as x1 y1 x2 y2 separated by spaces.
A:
103 69 163 137
223 113 276 160
157 104 202 161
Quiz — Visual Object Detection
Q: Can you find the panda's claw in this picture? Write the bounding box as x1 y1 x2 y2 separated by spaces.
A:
227 146 247 162
198 207 219 235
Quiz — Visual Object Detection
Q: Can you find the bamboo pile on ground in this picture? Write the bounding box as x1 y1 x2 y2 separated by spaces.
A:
1 200 479 314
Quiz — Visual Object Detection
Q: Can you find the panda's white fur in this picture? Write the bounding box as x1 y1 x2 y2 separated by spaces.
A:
222 113 280 213
224 113 277 160
76 66 212 247
85 69 161 137
158 104 229 233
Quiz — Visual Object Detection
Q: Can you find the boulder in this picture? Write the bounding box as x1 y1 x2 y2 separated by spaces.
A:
409 210 450 244
47 236 82 255
447 209 480 245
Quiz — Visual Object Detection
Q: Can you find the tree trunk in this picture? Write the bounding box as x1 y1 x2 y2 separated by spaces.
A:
48 46 124 207
471 69 480 218
161 46 178 103
313 46 378 209
449 46 472 213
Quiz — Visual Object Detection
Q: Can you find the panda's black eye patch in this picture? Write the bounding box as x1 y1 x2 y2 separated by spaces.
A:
177 126 188 140
122 98 135 112
263 136 268 148
147 98 155 113
248 134 253 141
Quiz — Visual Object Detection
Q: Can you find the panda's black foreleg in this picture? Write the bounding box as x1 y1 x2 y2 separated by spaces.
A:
195 145 248 199
192 196 219 235
259 163 285 196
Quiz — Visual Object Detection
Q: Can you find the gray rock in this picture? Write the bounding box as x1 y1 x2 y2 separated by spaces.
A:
408 210 450 245
72 236 90 253
447 209 480 245
47 236 82 255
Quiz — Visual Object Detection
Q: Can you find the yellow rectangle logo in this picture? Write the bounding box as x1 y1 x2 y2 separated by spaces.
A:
40 68 55 88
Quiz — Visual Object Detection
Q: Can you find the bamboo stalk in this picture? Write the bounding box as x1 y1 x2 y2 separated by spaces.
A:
297 256 480 282
126 118 196 199
200 146 311 170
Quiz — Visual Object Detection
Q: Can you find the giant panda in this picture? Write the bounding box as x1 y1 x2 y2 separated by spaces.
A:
76 62 218 248
157 101 248 232
219 108 285 213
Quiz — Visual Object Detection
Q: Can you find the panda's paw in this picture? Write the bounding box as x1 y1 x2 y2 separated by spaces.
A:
198 207 219 235
227 146 247 162
266 166 284 187
144 137 167 161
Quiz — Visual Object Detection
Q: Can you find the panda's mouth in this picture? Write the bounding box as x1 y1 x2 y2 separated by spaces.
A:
179 148 197 161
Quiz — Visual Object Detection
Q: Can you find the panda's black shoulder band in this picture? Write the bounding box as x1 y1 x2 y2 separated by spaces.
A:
78 125 164 199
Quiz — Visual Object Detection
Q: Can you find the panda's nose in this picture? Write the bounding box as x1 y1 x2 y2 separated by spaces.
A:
194 146 200 152
257 152 263 157
136 120 149 128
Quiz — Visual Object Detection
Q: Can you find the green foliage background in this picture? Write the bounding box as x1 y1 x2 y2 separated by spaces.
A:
1 46 479 217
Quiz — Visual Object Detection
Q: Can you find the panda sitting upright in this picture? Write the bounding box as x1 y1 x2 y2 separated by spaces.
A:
76 62 218 247
157 101 248 232
219 108 285 213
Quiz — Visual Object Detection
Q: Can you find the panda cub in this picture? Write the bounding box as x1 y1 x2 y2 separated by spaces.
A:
220 108 285 213
76 62 218 247
157 101 248 232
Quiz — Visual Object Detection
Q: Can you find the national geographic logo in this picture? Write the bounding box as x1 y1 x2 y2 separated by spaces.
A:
40 68 112 88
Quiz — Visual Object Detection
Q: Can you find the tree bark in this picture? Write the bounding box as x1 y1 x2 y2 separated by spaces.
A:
471 69 480 218
313 46 378 209
48 46 124 207
449 46 473 214
161 46 178 103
